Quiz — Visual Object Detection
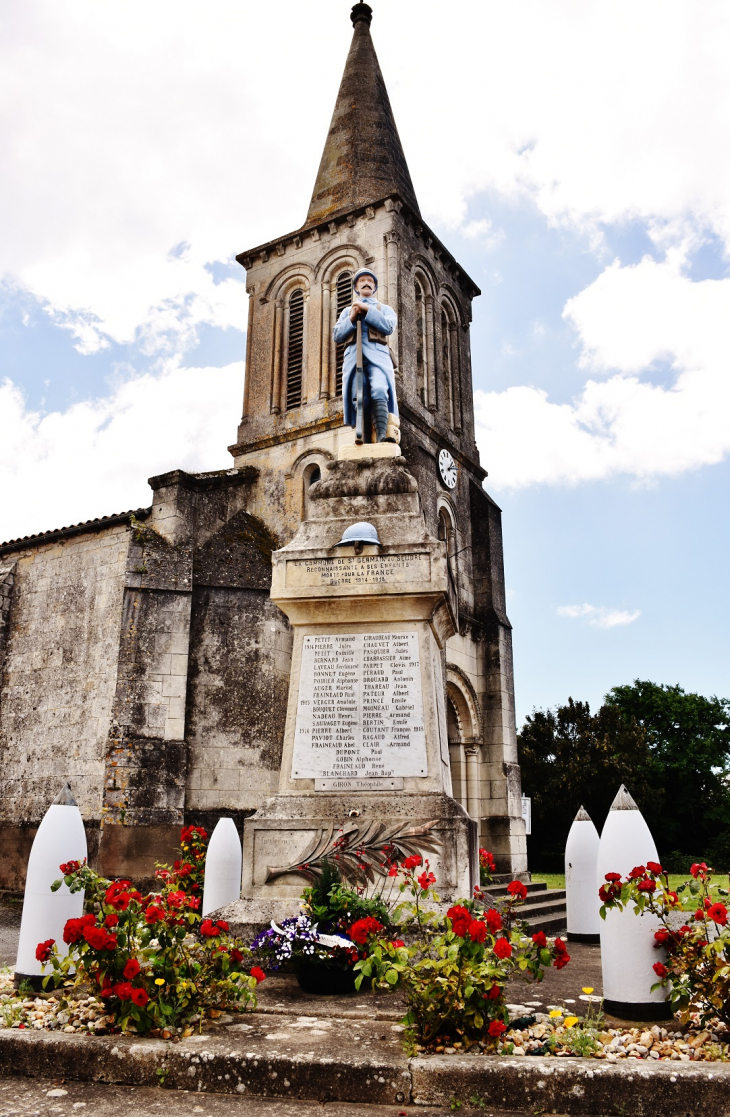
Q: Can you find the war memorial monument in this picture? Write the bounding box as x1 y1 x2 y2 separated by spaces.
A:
0 2 527 895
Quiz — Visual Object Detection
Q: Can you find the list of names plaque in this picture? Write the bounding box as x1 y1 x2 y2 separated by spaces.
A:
291 632 427 783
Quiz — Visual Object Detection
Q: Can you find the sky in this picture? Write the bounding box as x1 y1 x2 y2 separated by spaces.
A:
1 0 728 724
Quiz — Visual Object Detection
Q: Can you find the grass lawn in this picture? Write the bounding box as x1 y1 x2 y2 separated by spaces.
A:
531 872 728 901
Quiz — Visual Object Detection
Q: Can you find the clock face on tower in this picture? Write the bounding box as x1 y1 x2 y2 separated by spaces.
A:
438 448 458 490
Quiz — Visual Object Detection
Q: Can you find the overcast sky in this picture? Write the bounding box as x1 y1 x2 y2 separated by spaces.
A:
1 0 728 722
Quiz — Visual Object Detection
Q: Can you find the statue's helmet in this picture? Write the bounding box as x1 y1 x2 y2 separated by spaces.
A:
352 268 378 292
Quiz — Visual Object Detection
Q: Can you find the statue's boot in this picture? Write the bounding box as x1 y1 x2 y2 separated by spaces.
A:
371 398 389 442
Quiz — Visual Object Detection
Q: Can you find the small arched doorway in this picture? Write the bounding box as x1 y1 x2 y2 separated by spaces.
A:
446 671 481 821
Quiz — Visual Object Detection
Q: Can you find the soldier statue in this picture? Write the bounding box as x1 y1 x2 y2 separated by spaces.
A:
333 268 400 444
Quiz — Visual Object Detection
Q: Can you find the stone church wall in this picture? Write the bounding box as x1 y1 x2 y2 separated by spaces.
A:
0 522 131 887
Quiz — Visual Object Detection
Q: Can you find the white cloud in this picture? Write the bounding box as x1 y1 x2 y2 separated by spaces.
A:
0 364 241 542
557 604 640 629
475 256 730 487
1 1 728 352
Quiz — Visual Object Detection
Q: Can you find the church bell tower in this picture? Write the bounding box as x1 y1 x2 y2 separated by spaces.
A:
229 2 526 872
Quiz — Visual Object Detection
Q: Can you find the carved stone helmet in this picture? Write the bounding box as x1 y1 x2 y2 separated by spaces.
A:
333 521 381 548
352 268 378 292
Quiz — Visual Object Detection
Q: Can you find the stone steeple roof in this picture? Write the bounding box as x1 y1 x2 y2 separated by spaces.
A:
304 3 420 227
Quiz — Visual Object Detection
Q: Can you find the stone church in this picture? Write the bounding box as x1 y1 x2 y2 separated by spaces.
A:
0 3 526 889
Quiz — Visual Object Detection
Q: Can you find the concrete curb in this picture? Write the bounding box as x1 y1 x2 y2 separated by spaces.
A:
2 1028 730 1114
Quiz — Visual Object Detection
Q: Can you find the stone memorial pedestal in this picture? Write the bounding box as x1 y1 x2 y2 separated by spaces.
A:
230 455 477 928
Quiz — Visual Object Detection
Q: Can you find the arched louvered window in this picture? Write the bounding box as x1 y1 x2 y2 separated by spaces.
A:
334 270 352 396
441 308 454 429
415 278 427 406
286 289 304 410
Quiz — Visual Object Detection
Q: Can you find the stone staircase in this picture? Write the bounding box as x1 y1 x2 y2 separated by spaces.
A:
480 876 567 935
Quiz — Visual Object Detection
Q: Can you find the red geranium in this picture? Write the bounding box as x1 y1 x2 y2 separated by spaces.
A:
507 880 528 901
181 825 208 843
59 860 81 875
691 862 710 879
532 930 547 948
708 903 728 926
131 987 149 1007
349 916 384 945
402 854 422 870
35 939 55 963
231 948 245 964
628 865 646 880
479 849 496 871
637 880 656 893
493 937 512 959
200 918 229 938
485 984 502 1000
105 913 119 928
485 908 502 933
654 928 670 944
653 962 668 978
553 938 570 969
145 905 166 925
599 883 620 903
114 982 133 1000
646 861 663 874
488 1019 507 1037
468 919 487 943
250 966 266 983
123 958 141 980
388 939 405 949
604 872 622 882
417 870 436 890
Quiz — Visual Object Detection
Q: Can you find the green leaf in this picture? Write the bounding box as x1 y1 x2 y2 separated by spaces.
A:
385 969 399 986
473 1012 483 1030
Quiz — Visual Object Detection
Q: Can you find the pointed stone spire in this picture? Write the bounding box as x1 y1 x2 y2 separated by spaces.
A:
304 3 420 227
609 784 639 811
52 782 77 806
574 805 592 822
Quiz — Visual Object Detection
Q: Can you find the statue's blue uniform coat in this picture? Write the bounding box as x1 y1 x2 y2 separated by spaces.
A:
332 297 398 428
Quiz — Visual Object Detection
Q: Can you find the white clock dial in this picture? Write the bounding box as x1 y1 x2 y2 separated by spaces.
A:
438 448 457 489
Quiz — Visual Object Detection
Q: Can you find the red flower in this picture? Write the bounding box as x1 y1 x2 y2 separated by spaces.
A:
63 913 96 944
637 880 656 893
35 939 55 963
167 891 186 909
485 984 502 1000
553 952 570 970
532 931 547 948
349 917 384 945
479 849 496 871
123 958 141 980
250 966 266 984
83 925 116 951
666 891 680 906
507 880 528 901
388 864 399 877
105 913 119 928
388 939 406 949
708 903 728 926
654 928 670 944
493 937 512 959
403 854 422 870
690 862 709 879
604 872 622 882
231 948 244 964
131 987 149 1007
114 982 133 1000
628 865 646 880
217 920 229 933
100 984 115 999
599 883 620 903
181 824 208 843
145 905 166 925
59 860 81 875
488 1019 507 1037
468 919 487 943
554 936 568 954
417 870 436 890
485 908 502 933
653 962 668 978
646 861 663 875
447 905 471 937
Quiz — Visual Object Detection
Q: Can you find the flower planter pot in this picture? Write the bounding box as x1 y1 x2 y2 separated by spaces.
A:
295 962 357 995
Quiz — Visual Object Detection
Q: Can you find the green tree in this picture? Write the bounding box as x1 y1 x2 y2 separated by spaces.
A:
518 698 656 871
604 681 730 863
519 682 730 870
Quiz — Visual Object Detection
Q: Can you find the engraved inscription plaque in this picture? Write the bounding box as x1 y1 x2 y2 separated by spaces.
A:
286 552 429 589
291 632 427 782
